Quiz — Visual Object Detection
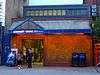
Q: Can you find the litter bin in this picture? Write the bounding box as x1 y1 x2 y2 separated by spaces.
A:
72 52 79 67
79 53 86 67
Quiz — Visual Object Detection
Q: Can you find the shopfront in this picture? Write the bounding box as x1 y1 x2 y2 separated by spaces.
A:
5 18 92 66
11 33 92 66
2 5 94 66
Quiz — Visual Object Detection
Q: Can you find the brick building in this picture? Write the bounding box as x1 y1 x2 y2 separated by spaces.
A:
83 0 100 17
5 0 28 30
2 0 96 66
2 5 93 66
83 0 96 4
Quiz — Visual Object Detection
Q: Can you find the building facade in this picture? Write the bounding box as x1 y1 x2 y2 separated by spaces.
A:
0 1 5 26
83 0 100 65
2 5 94 66
83 0 100 17
5 0 28 30
83 0 100 5
83 0 96 4
3 0 97 66
0 0 5 65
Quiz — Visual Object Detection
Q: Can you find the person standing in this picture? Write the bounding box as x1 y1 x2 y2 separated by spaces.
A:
27 48 33 68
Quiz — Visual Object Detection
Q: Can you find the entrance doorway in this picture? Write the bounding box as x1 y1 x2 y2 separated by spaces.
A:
22 39 44 66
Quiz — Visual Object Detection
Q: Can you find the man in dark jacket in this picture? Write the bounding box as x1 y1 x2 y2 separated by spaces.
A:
27 48 33 68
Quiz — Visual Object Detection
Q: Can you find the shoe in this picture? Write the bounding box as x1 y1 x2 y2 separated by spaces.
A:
18 67 21 69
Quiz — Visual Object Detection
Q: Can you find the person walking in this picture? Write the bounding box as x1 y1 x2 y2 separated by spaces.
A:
17 51 23 69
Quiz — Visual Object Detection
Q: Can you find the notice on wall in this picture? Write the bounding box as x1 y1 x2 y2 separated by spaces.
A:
11 48 18 54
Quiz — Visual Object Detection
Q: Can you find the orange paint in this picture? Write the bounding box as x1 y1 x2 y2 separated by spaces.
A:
95 43 100 65
11 34 93 66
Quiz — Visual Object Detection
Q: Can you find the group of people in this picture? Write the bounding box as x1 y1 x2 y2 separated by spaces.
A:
7 48 33 69
16 48 33 69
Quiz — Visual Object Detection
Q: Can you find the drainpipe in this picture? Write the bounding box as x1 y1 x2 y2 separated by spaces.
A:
0 22 3 65
0 22 5 65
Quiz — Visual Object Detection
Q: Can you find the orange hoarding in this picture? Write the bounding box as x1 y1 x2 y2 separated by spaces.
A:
11 34 93 66
44 34 93 66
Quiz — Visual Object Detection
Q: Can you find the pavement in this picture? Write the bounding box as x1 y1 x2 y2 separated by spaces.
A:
0 66 100 75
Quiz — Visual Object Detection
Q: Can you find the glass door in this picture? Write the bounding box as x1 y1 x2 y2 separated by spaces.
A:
22 39 44 66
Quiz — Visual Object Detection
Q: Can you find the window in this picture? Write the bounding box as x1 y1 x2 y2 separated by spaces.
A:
39 10 44 16
44 10 48 16
62 10 66 16
30 10 35 16
71 9 76 16
52 10 57 16
35 10 39 16
48 10 53 16
57 10 62 16
76 9 81 16
26 11 31 16
67 9 72 16
80 10 87 16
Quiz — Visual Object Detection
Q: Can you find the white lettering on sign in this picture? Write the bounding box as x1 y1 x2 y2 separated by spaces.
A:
13 30 24 33
25 30 33 33
34 30 44 33
13 30 44 33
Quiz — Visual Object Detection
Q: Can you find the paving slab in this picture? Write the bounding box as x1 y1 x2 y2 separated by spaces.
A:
0 66 99 75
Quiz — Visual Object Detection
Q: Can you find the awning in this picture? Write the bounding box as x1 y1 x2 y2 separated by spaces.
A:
34 20 91 30
9 18 92 33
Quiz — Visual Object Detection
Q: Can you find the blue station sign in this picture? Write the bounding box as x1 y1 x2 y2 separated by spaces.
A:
10 29 92 34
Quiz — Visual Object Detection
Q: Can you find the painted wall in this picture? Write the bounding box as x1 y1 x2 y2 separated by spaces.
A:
44 34 92 66
11 34 93 66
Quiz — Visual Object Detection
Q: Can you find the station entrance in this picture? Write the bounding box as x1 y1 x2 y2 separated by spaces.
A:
11 34 93 66
22 39 44 66
4 18 93 66
11 34 45 66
